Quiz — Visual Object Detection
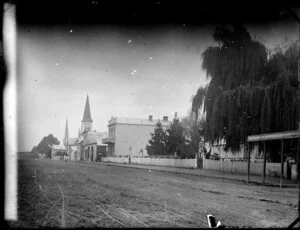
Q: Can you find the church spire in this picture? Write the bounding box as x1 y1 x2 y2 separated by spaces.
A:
81 95 93 122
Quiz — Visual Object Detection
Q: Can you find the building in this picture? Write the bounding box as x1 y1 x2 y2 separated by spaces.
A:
103 115 170 157
81 131 108 161
62 95 108 161
63 119 79 160
50 143 67 160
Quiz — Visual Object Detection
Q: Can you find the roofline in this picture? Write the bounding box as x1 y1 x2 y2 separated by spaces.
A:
107 122 170 127
107 117 170 127
83 141 108 146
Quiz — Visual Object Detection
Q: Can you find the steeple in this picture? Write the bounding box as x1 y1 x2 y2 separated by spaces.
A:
82 95 93 122
80 95 93 134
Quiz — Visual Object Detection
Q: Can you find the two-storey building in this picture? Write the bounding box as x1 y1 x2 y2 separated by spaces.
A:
103 115 170 156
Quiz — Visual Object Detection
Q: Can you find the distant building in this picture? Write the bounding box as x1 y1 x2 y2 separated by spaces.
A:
80 131 108 161
63 119 79 161
103 115 170 156
50 143 67 160
67 138 78 160
63 95 108 162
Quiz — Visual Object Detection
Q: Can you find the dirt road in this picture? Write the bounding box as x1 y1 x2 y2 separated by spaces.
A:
10 159 299 228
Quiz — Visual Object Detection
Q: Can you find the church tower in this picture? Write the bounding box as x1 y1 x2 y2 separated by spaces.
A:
80 95 93 134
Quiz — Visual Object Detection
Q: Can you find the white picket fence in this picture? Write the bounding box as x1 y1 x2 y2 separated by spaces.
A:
131 157 197 169
101 156 297 179
203 158 283 177
101 156 129 164
101 156 197 169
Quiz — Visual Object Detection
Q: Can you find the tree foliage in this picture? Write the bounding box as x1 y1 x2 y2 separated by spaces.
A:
165 112 186 156
192 86 207 115
195 24 299 151
31 134 60 158
181 110 206 155
146 121 167 156
146 113 197 158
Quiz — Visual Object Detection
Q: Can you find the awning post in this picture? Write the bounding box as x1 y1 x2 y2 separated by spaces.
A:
247 143 250 184
280 140 284 188
263 141 266 184
297 138 300 217
297 138 299 183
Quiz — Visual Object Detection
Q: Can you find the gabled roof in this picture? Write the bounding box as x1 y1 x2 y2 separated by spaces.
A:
81 95 93 122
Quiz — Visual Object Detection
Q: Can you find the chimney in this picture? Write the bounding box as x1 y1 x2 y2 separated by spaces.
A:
149 115 153 121
163 116 168 121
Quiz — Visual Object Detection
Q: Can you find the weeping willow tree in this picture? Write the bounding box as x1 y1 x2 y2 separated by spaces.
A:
192 86 207 122
193 24 299 152
191 86 207 152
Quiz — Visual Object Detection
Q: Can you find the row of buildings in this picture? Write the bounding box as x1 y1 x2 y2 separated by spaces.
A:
51 95 171 161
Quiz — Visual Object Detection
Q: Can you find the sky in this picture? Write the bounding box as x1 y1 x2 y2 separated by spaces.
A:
15 21 299 152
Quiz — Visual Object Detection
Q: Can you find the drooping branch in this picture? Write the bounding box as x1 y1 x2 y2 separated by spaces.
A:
196 25 299 152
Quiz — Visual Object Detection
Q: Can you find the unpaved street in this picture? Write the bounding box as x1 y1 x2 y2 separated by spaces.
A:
11 159 299 228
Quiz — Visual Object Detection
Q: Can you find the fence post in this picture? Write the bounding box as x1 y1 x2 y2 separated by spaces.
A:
221 158 223 172
280 140 284 188
297 138 299 183
247 143 250 184
263 141 266 184
297 138 300 218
